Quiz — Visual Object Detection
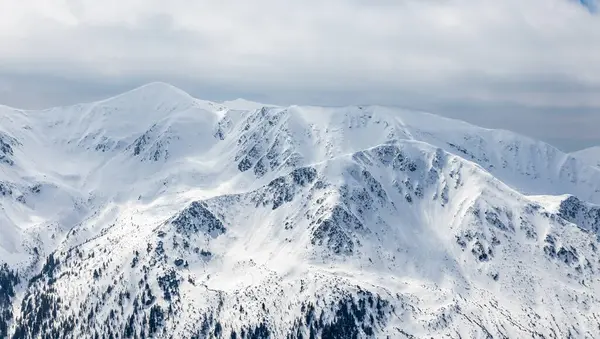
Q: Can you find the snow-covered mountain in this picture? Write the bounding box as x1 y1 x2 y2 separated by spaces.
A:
1 82 600 338
572 146 600 169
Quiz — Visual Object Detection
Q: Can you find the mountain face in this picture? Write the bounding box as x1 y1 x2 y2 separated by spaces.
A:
572 146 600 169
1 82 600 338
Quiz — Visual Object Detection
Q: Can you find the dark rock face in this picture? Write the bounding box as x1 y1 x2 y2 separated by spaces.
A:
253 157 268 178
291 167 318 187
129 124 169 161
558 196 600 235
484 208 515 233
359 170 388 205
214 115 233 141
171 201 226 237
0 182 13 196
455 230 499 262
230 107 307 180
544 234 580 266
0 133 17 166
363 144 419 174
238 157 253 172
271 167 317 209
251 166 318 210
267 177 295 210
132 126 155 156
311 205 363 255
355 144 454 208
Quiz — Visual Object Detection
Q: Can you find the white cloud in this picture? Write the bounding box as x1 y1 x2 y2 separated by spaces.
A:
1 1 598 91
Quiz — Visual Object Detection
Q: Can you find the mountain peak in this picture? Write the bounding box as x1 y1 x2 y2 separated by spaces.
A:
220 98 275 111
133 81 187 93
105 81 194 104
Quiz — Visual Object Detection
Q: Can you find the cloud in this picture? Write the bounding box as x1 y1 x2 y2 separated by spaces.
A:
0 0 599 150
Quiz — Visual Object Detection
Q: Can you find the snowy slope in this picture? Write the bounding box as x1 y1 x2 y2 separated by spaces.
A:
1 82 600 338
572 146 600 168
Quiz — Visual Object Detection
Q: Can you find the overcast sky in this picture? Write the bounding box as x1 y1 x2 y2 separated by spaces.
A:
1 0 599 152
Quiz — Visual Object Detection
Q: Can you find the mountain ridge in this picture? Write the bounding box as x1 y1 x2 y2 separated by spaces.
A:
0 83 600 338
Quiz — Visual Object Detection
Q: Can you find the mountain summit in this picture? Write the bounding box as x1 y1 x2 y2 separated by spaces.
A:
1 83 600 338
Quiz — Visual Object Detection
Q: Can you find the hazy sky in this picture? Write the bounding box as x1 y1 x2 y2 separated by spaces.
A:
0 0 599 152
